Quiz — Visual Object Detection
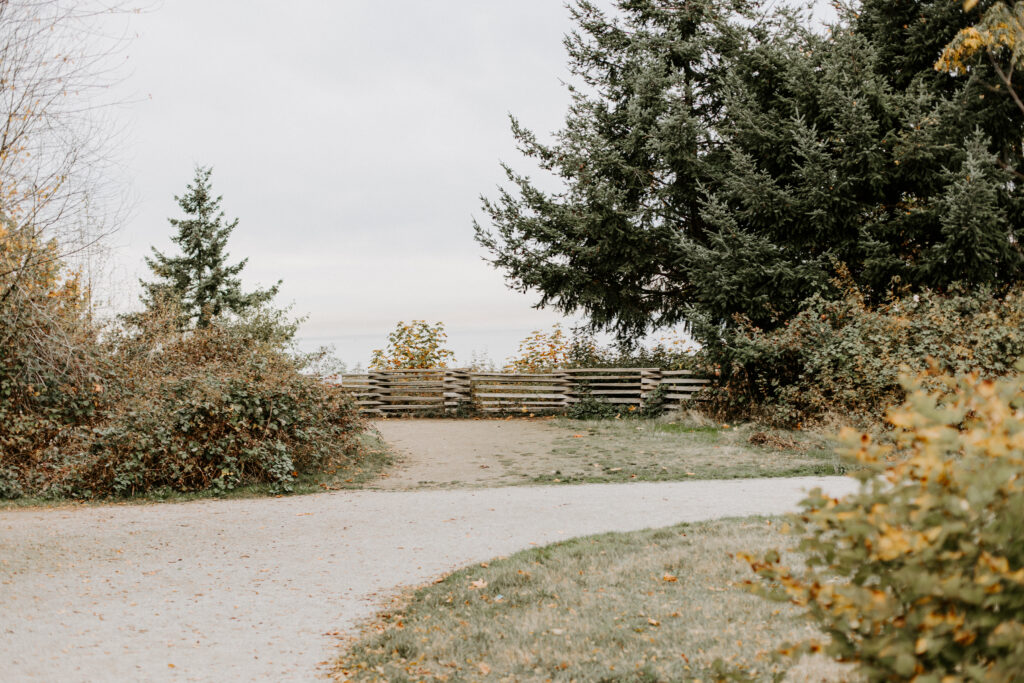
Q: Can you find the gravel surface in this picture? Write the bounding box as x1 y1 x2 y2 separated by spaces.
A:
371 419 567 488
1 477 858 682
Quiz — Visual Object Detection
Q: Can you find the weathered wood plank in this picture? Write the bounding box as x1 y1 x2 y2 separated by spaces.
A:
475 393 568 400
561 367 657 373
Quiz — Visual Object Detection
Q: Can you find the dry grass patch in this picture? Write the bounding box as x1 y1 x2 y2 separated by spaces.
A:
520 418 842 484
332 517 853 682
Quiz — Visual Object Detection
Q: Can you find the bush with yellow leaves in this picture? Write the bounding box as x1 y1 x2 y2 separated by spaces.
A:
742 365 1024 681
370 320 455 370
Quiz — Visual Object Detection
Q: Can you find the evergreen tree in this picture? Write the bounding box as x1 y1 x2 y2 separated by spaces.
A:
140 166 279 328
476 0 756 339
475 0 1024 342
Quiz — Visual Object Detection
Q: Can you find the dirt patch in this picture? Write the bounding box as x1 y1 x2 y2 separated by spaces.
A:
371 418 842 489
370 418 566 489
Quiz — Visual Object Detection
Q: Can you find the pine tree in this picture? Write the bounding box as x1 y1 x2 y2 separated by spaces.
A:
140 166 279 328
475 0 1024 342
475 0 756 339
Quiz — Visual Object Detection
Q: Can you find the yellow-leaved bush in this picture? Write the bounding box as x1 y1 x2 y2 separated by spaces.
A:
741 365 1024 681
369 320 455 370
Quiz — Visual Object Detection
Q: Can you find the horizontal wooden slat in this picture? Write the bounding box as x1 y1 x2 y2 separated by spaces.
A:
468 374 565 378
479 406 565 412
473 384 569 392
569 376 645 382
379 405 438 411
375 388 444 393
371 368 458 373
660 380 711 386
375 396 445 403
561 367 657 373
475 393 568 400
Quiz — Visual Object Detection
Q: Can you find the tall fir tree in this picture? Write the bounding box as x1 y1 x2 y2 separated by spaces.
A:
140 166 279 328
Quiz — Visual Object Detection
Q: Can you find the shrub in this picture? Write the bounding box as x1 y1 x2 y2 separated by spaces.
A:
0 225 112 494
741 367 1024 681
67 310 362 497
701 283 1024 426
504 324 572 372
566 390 619 420
505 324 698 372
1 302 363 499
370 320 455 370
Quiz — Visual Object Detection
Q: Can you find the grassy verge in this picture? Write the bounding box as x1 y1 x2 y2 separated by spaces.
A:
0 431 393 510
520 417 842 485
332 517 852 682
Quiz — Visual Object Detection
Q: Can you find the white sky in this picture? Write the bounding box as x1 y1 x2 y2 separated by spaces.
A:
107 1 834 367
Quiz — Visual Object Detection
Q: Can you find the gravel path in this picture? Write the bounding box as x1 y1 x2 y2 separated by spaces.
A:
0 477 857 682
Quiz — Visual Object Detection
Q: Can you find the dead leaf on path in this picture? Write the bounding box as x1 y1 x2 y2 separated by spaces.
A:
572 434 585 438
479 562 489 568
648 618 660 626
478 662 491 675
662 574 678 582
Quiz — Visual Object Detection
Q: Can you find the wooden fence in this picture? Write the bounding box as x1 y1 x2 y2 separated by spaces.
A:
337 367 710 416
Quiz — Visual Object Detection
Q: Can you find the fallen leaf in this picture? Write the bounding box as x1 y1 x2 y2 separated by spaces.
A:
478 662 491 675
469 579 488 590
663 574 678 582
648 618 660 627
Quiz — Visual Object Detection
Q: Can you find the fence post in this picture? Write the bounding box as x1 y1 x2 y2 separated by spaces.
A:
443 369 471 413
368 370 388 415
554 370 574 408
640 368 662 409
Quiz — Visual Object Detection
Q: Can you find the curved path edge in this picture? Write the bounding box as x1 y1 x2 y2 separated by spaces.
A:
0 477 859 682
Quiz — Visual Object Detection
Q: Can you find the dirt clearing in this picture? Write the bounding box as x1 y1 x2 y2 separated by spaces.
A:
371 418 840 489
370 418 565 488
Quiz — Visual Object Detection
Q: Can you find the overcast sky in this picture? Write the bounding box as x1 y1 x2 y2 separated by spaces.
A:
109 1 833 368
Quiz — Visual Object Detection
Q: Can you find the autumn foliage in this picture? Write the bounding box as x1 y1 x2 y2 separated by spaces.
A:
1 223 363 499
742 367 1024 680
701 284 1024 427
503 324 574 372
370 320 455 370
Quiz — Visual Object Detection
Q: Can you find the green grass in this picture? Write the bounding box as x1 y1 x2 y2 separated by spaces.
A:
332 517 853 682
0 431 394 510
522 417 844 485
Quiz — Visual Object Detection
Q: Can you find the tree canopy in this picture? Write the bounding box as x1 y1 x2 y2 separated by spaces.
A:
476 0 1024 342
140 166 279 328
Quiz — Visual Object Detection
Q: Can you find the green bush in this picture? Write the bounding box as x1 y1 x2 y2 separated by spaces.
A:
1 303 363 500
701 284 1024 426
566 390 619 420
741 368 1024 681
71 311 361 497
